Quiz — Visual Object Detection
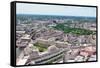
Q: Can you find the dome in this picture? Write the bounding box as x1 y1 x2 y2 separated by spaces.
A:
48 45 59 53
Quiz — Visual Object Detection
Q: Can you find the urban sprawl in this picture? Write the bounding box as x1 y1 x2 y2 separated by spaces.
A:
16 14 97 65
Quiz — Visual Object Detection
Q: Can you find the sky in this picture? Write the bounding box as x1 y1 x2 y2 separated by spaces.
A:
16 3 96 17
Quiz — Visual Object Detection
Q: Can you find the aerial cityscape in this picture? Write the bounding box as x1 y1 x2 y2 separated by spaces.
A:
16 3 97 65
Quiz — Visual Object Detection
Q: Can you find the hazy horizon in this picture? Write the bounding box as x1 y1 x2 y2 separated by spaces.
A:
16 13 96 18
